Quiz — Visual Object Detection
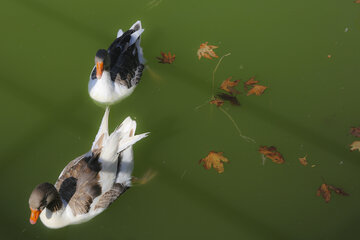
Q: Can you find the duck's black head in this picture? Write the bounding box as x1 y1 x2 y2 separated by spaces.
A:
95 49 110 79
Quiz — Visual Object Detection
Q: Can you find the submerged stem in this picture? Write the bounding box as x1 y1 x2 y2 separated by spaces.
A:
219 106 256 143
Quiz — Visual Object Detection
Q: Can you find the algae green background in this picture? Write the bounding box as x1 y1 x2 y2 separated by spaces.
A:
1 0 360 239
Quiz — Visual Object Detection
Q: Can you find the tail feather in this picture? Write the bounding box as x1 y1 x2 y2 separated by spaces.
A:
116 29 124 38
117 132 149 153
100 116 148 163
91 107 110 152
129 20 144 46
130 20 142 31
100 131 121 163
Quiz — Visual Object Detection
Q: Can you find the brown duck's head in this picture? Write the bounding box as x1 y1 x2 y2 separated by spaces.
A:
28 183 59 225
95 49 110 79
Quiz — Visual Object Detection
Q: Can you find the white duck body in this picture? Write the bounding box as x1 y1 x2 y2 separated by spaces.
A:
88 20 145 105
39 108 148 228
88 70 137 104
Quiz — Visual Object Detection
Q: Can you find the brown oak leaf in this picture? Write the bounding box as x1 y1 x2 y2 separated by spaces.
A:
350 127 360 137
259 146 285 164
247 85 268 96
199 151 229 173
354 0 360 3
350 141 360 151
299 155 308 166
209 98 224 107
197 42 219 60
220 77 241 95
157 51 176 64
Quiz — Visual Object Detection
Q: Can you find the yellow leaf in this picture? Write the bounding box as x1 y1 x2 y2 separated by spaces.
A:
199 151 229 173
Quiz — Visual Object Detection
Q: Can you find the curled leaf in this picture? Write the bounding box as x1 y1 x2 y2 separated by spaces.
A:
199 151 229 173
220 76 241 95
247 85 268 96
197 42 219 60
259 146 285 164
157 51 176 64
317 183 331 203
244 76 259 90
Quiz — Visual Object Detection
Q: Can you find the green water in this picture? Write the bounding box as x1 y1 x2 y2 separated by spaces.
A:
1 0 360 239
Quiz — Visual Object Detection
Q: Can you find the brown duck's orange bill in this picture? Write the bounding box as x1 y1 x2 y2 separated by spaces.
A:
96 61 104 79
30 208 41 225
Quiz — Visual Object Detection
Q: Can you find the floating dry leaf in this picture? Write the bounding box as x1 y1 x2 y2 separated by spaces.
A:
157 51 176 64
199 151 229 173
197 42 219 60
244 76 259 90
209 98 224 107
354 0 360 3
247 85 268 96
220 76 241 95
350 127 360 137
350 141 360 151
259 146 285 164
317 183 349 203
299 155 308 166
317 183 331 203
216 93 240 106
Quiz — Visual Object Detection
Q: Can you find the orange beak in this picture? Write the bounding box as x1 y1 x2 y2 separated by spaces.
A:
96 61 104 79
29 208 41 225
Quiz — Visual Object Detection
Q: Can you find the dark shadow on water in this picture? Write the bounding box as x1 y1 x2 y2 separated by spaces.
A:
11 0 111 44
0 72 92 174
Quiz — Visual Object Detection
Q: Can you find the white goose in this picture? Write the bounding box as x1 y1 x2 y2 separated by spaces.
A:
28 108 148 228
88 20 145 105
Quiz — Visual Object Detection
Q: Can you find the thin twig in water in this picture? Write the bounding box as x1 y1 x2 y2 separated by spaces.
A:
212 53 231 98
194 99 211 111
218 106 256 143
